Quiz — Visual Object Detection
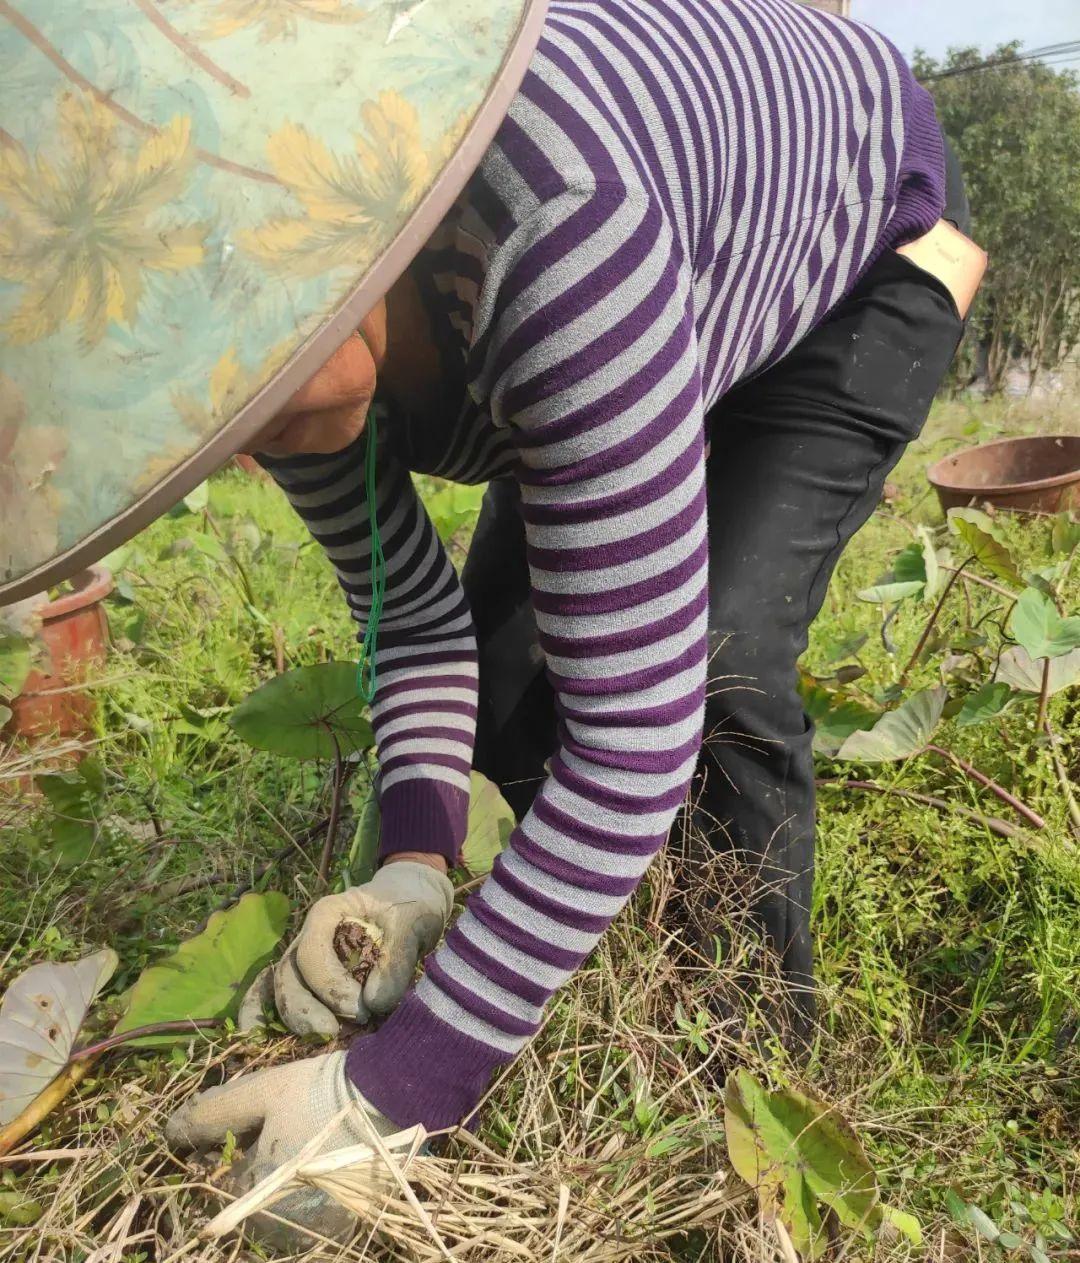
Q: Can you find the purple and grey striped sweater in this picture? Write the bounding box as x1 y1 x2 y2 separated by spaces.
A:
267 0 945 1130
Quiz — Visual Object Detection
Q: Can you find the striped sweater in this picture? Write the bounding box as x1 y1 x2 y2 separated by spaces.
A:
264 0 945 1130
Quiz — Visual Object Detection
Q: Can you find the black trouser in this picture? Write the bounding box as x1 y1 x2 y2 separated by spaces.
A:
463 224 966 1042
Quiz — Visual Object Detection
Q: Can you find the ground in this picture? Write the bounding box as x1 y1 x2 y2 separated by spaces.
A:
1 395 1077 1261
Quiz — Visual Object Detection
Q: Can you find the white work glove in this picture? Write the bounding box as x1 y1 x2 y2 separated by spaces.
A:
240 861 454 1037
165 1049 397 1249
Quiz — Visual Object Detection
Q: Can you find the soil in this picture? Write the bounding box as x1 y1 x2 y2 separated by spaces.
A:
333 918 382 987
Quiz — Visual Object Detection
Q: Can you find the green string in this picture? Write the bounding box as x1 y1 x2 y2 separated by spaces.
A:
358 406 385 703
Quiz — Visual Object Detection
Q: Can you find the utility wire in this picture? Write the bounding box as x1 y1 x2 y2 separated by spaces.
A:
919 38 1080 81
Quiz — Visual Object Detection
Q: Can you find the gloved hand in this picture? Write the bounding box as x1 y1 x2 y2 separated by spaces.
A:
165 1049 397 1249
239 861 454 1037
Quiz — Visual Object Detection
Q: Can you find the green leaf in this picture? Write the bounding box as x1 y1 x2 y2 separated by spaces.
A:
798 677 879 757
944 1189 969 1226
0 1191 43 1225
948 508 1023 586
0 949 118 1126
956 681 1015 728
421 481 486 544
996 1231 1024 1249
0 703 10 729
836 689 946 762
182 482 209 513
723 1070 880 1259
37 759 106 865
1051 512 1080 556
1008 587 1080 660
997 646 1080 695
917 525 941 600
229 662 375 760
856 580 925 604
462 771 515 876
883 1207 923 1246
0 635 32 700
348 785 381 886
116 893 290 1045
968 1205 1000 1241
892 527 940 601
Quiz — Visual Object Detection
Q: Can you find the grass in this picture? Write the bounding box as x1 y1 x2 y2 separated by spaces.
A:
1 395 1078 1260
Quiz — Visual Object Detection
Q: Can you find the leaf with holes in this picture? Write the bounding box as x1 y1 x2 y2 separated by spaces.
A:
1008 587 1080 661
0 949 118 1126
229 662 374 760
948 509 1022 586
724 1070 880 1260
115 893 290 1045
837 689 946 762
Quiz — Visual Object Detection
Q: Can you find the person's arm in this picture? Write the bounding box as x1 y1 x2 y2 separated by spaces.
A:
258 427 477 866
347 183 709 1129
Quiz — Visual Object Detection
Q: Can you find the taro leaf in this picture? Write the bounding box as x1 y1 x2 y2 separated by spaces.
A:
1008 588 1080 661
798 676 878 757
0 634 32 700
0 1191 43 1225
836 688 946 763
956 682 1015 728
37 758 106 865
723 1069 880 1260
229 662 375 760
821 633 868 666
0 949 118 1126
996 645 1080 696
462 771 516 876
1051 512 1080 557
891 527 940 602
856 580 924 605
349 785 381 886
948 509 1022 586
115 892 289 1045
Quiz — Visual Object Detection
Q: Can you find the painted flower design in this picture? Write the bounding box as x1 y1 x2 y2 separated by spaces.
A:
0 93 207 348
240 90 461 275
172 343 290 434
0 376 68 581
195 0 367 42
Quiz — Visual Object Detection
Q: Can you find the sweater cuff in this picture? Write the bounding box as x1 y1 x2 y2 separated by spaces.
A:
378 778 468 868
346 991 505 1130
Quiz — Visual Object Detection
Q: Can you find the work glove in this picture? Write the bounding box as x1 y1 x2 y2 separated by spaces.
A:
165 1049 397 1249
239 861 454 1038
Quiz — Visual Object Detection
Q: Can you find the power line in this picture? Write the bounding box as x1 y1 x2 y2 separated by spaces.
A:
919 38 1080 81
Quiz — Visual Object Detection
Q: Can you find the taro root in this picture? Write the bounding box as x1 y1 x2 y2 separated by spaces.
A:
333 918 383 987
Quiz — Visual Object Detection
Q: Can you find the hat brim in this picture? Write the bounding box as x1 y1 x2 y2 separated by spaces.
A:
0 0 547 604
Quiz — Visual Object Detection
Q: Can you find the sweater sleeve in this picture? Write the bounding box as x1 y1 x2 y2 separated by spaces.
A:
348 185 709 1130
258 425 477 866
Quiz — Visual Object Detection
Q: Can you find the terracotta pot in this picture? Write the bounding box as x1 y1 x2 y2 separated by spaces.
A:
927 435 1080 514
5 566 113 740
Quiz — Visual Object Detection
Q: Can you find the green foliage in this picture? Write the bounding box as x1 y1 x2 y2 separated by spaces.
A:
0 1191 43 1226
949 509 1023 587
837 689 946 762
956 681 1015 728
115 893 290 1044
798 675 878 756
1008 587 1080 661
36 759 107 865
919 46 1080 391
421 481 486 544
462 770 515 876
723 1069 886 1258
996 645 1080 695
229 662 375 760
0 634 32 700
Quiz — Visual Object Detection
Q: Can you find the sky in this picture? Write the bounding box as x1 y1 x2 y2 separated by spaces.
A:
850 0 1080 64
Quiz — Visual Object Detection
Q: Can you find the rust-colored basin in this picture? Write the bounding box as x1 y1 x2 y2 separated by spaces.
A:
927 435 1080 513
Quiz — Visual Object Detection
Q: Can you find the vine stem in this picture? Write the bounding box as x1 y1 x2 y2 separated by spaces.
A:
1035 656 1052 733
317 736 347 888
70 1019 222 1061
923 743 1046 830
816 778 1026 841
899 557 971 686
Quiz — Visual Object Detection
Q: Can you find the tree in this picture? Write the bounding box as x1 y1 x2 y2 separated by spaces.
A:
916 46 1080 394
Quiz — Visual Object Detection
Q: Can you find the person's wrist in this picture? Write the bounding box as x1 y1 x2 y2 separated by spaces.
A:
383 850 448 875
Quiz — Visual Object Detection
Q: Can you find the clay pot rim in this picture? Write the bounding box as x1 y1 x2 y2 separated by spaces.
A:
34 564 114 621
927 434 1080 498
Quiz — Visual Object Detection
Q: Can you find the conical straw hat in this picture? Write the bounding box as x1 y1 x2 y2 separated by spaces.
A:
0 0 546 601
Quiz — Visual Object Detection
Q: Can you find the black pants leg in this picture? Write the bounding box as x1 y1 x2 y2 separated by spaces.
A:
463 248 964 1035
